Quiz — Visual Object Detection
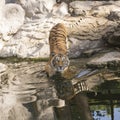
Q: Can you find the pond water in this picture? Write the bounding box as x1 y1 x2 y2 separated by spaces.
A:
0 80 120 120
0 82 56 120
91 107 120 120
0 60 120 120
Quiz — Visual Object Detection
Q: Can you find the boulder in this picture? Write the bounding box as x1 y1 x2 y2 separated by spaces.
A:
0 3 25 41
51 2 70 17
87 51 120 69
0 0 5 18
16 0 56 18
69 1 120 17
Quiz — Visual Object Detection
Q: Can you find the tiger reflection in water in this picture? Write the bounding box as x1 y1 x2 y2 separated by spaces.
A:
45 23 70 77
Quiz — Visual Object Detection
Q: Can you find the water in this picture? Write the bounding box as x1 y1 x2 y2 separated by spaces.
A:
114 108 120 120
0 84 36 120
92 108 120 120
0 82 56 120
0 65 119 120
92 110 111 120
0 84 120 120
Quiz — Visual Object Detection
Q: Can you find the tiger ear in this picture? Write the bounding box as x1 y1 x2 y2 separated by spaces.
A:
51 52 55 57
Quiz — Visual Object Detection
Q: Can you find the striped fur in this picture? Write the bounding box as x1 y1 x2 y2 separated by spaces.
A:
45 23 70 77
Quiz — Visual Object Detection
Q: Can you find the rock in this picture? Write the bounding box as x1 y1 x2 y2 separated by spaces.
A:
0 0 5 18
51 2 70 17
0 17 64 58
71 50 120 91
0 15 118 58
0 1 119 59
0 31 50 58
69 1 95 16
0 0 5 8
0 63 8 73
0 40 4 51
5 0 16 3
107 10 120 21
16 0 56 18
87 51 120 69
69 1 120 17
68 37 104 58
91 4 120 17
0 63 8 88
108 30 120 46
0 3 25 41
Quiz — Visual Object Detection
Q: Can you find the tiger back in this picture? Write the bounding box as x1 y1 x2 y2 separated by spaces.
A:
45 23 70 77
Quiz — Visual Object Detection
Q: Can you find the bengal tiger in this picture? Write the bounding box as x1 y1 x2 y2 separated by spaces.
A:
45 23 70 77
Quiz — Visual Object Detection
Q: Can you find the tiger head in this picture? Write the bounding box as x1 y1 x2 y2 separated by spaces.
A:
50 53 70 73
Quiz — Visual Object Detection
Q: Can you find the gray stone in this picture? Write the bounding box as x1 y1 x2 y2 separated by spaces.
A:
68 35 105 58
0 3 25 41
5 0 16 3
51 2 70 17
108 10 120 21
108 30 120 46
0 0 5 18
69 1 94 16
91 4 120 17
69 1 120 17
16 0 56 18
0 17 64 58
87 51 120 69
0 63 8 73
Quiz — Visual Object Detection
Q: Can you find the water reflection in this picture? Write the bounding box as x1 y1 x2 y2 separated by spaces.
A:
0 70 120 120
2 84 37 103
0 80 56 120
0 92 32 120
1 84 120 120
88 92 120 120
91 108 111 120
0 84 37 120
91 106 120 120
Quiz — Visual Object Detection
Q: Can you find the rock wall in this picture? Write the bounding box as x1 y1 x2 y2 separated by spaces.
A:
0 0 119 59
0 0 25 41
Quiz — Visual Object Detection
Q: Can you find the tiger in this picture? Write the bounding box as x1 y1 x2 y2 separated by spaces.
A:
45 23 70 77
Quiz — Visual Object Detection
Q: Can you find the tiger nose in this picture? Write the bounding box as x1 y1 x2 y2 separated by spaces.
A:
59 66 62 69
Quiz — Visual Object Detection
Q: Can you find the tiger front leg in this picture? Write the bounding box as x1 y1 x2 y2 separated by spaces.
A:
45 63 56 77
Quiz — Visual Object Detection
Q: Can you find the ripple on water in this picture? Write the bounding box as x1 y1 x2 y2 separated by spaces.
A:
1 84 37 104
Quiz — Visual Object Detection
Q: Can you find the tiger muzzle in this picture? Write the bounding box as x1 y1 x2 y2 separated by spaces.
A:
56 66 64 72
